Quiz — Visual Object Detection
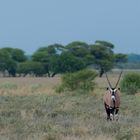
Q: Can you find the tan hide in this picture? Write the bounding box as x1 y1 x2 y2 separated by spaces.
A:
103 90 120 108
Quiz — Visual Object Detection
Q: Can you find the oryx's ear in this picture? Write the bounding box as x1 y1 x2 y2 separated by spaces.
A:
106 87 109 90
118 88 120 91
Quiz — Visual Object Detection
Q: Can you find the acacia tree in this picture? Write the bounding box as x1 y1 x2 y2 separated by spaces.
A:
0 53 17 77
0 41 127 77
31 42 88 77
48 41 90 76
58 52 86 73
90 41 115 77
0 47 27 77
0 51 10 73
65 41 94 65
17 61 45 77
0 47 27 62
32 44 64 77
31 41 127 77
65 41 89 57
115 53 128 63
90 40 127 77
0 48 27 76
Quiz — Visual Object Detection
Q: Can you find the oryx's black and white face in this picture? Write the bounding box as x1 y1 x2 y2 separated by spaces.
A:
107 88 117 101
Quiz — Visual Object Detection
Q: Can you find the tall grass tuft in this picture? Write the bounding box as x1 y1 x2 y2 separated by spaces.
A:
120 73 140 95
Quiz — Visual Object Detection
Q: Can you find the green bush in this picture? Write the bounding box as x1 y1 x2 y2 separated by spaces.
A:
120 73 140 95
56 69 97 94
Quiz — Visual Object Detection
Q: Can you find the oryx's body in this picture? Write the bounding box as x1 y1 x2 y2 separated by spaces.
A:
103 88 120 120
103 88 120 108
103 71 122 121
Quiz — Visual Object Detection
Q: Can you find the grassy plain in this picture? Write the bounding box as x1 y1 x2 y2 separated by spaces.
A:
0 71 140 140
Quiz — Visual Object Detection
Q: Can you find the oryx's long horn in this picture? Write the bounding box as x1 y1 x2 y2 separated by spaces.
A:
105 72 112 88
115 71 123 88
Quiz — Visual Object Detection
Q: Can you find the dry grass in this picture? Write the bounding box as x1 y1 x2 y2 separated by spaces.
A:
0 70 126 96
0 76 61 96
0 94 140 140
0 71 140 140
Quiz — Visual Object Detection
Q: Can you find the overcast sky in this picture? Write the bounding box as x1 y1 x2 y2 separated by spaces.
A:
0 0 140 54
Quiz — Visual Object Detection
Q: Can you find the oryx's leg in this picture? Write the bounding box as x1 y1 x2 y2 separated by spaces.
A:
110 107 115 120
115 107 119 121
104 103 110 120
115 107 119 114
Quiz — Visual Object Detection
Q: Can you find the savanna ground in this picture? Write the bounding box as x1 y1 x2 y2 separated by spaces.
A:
0 70 140 140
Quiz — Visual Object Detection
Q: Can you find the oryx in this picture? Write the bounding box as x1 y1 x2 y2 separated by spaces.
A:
103 71 122 121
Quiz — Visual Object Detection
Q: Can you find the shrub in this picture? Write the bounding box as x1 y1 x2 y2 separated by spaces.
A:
120 73 140 95
56 69 97 94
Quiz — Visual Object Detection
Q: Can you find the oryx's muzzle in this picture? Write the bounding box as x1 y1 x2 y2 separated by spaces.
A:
111 95 115 101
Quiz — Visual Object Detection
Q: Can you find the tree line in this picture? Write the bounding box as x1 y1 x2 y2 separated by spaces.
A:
0 40 127 77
